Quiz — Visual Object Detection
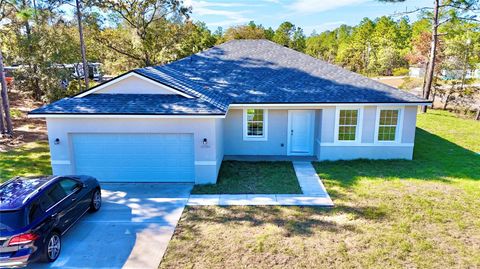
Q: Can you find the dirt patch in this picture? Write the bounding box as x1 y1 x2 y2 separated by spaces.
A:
0 89 47 152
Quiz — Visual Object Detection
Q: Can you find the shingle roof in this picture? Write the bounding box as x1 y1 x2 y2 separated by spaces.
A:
30 94 225 115
137 39 427 105
31 39 428 116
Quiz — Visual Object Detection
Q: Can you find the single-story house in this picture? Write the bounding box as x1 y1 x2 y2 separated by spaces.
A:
30 40 430 184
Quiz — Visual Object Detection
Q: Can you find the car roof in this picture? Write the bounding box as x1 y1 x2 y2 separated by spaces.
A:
0 176 57 211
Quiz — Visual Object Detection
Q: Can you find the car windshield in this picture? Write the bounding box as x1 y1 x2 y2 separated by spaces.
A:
0 210 26 232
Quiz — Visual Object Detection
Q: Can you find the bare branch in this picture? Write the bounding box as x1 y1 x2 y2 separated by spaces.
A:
392 6 433 17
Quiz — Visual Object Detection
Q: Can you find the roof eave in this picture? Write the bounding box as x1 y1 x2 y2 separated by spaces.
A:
27 113 226 119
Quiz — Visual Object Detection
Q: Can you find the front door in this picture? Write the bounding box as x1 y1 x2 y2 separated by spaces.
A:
288 110 315 155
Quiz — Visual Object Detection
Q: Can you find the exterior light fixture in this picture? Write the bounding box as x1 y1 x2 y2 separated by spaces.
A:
203 138 208 145
54 138 60 145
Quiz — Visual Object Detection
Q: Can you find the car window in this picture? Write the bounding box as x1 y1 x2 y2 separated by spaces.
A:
0 210 26 231
59 178 79 195
46 183 67 204
38 193 55 210
28 201 44 224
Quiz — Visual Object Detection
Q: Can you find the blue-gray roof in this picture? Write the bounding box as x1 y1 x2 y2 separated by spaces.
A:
31 39 428 116
30 94 225 115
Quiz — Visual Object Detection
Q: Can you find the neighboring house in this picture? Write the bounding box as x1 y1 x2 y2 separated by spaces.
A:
409 65 480 80
409 65 426 78
29 40 430 184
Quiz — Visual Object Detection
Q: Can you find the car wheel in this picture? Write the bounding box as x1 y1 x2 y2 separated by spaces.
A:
89 189 101 212
43 232 61 263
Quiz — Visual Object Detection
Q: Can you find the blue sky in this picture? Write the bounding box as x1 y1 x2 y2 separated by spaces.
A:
184 0 433 34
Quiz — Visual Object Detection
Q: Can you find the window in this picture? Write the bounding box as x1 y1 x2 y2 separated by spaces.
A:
29 200 45 224
59 178 80 195
46 183 68 205
337 109 359 141
377 109 401 142
243 109 268 140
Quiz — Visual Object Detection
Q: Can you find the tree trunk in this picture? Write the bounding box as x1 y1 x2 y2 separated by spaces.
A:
0 87 5 134
76 0 89 90
421 0 440 113
443 93 451 110
476 108 480 120
0 49 13 135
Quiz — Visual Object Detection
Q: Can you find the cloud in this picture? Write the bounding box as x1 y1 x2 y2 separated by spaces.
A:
288 0 368 14
185 0 254 27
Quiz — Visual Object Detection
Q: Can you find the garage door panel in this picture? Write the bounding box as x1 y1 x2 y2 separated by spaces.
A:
72 133 194 182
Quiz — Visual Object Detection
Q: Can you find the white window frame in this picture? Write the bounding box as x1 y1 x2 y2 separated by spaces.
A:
374 106 404 144
334 106 363 144
243 108 268 141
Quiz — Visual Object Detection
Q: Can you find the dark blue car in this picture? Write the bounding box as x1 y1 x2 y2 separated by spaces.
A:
0 176 101 268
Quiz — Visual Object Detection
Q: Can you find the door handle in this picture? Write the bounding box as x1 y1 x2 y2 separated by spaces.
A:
290 129 294 135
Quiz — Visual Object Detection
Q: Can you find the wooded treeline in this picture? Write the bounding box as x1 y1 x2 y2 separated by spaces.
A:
0 0 479 135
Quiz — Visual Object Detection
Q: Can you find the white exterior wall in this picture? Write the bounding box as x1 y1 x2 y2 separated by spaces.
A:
46 117 222 184
95 75 177 95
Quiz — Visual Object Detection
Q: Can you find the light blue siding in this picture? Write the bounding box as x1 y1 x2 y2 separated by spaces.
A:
362 106 376 143
318 145 414 160
402 106 418 143
224 109 288 155
72 133 194 182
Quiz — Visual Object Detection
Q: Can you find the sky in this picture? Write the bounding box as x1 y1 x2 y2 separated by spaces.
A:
183 0 433 34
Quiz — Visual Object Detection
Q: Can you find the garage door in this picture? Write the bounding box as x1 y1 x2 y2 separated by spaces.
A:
72 133 195 182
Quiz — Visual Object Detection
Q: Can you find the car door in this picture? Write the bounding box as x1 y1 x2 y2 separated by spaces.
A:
57 178 90 231
44 182 72 233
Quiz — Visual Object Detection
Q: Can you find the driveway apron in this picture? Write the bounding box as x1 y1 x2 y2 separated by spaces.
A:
28 183 192 269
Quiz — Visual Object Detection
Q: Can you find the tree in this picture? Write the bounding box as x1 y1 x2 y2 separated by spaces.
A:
273 21 295 46
291 27 306 52
0 49 12 135
222 21 267 41
0 0 15 135
94 0 190 66
380 0 480 112
75 0 89 90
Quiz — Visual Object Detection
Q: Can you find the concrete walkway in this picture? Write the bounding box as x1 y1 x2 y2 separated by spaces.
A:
188 162 333 206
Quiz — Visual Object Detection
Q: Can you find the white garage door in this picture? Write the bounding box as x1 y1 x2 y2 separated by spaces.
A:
72 133 195 182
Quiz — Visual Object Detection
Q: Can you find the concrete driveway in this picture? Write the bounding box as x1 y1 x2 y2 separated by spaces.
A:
29 183 192 269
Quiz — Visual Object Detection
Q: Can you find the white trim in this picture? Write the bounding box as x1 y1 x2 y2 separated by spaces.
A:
75 72 194 98
334 106 363 144
287 110 315 156
374 106 404 144
318 140 414 147
194 161 217 166
229 103 430 108
51 160 71 165
242 108 269 141
28 114 225 119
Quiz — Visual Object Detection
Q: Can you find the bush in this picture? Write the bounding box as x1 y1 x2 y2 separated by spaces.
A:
393 67 409 76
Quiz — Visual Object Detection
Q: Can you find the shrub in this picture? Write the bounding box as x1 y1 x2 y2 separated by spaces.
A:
393 67 409 76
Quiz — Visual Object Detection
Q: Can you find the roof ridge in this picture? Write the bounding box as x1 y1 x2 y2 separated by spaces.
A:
135 66 230 112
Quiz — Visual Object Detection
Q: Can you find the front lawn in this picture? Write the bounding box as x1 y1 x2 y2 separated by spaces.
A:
191 161 302 194
0 142 52 183
161 110 480 269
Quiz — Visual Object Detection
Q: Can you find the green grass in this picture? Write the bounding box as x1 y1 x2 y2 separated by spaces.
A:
10 108 23 119
161 110 480 269
192 161 302 194
0 142 52 183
